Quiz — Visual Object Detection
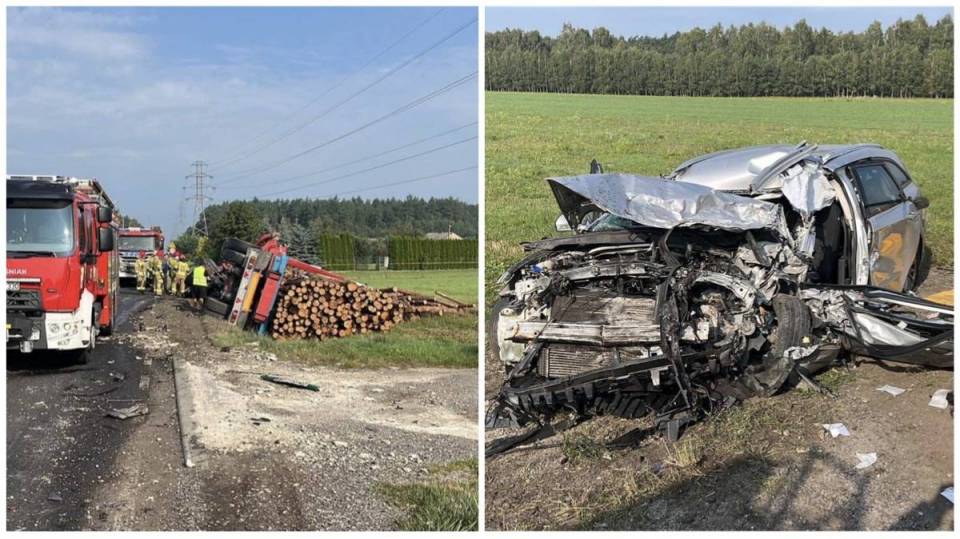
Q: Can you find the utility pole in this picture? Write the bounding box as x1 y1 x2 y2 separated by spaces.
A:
185 160 214 237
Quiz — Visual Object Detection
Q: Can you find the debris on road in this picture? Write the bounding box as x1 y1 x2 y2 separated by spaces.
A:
876 385 906 397
260 374 320 392
822 423 850 438
928 389 951 409
47 493 63 503
854 452 877 470
106 403 149 420
942 486 955 504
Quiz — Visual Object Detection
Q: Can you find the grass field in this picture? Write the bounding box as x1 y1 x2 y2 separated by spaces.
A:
376 458 478 531
214 268 478 369
343 269 477 305
486 92 953 296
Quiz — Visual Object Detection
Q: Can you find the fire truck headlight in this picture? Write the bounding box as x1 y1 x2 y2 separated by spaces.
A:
48 324 60 336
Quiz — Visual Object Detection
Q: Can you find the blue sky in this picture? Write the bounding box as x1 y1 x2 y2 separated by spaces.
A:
486 6 954 36
7 7 478 236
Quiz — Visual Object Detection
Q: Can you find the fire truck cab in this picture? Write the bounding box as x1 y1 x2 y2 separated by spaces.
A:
7 175 119 356
118 227 164 281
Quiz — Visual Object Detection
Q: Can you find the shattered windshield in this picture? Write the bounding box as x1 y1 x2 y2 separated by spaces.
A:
586 213 645 232
6 199 75 256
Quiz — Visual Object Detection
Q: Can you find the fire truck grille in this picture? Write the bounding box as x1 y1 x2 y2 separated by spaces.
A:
7 289 41 311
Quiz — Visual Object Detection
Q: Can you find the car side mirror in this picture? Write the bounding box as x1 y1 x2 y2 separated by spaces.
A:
555 215 571 232
97 206 113 223
98 228 115 251
912 196 930 210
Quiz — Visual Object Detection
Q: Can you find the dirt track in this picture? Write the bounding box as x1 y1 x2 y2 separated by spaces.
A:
485 268 954 531
8 291 476 531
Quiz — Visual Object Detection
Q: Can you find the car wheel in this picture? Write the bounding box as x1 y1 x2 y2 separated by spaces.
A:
770 294 811 358
904 244 933 293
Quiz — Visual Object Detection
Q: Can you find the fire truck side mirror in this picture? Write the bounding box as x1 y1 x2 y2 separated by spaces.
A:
97 206 113 223
98 228 115 251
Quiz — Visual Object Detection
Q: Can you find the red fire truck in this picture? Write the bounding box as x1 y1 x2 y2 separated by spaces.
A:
118 227 164 282
6 175 119 357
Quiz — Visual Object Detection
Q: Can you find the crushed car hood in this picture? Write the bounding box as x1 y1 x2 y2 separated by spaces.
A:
547 173 784 232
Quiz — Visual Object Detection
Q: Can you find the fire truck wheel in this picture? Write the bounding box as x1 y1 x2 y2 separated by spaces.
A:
205 297 231 317
99 300 115 336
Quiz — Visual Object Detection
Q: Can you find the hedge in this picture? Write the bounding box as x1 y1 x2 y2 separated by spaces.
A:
317 234 356 271
387 237 478 270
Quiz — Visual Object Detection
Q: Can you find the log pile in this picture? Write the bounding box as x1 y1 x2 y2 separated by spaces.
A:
269 272 473 340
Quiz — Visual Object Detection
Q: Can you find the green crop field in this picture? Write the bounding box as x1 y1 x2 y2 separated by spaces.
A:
486 92 953 297
343 269 478 305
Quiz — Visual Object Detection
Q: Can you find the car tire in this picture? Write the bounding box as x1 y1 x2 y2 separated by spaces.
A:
205 297 231 317
905 244 933 293
770 294 811 358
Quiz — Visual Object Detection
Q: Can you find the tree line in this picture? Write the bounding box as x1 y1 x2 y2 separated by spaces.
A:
486 15 953 98
175 196 478 268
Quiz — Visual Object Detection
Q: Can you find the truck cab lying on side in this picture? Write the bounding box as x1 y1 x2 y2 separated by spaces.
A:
7 175 119 358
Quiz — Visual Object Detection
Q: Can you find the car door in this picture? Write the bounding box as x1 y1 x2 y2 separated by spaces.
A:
848 161 922 292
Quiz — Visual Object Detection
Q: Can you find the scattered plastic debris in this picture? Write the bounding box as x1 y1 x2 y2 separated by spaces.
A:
941 486 954 504
876 385 906 396
250 416 272 426
106 403 149 420
822 423 850 438
855 452 877 470
260 374 320 392
47 493 63 503
928 389 951 409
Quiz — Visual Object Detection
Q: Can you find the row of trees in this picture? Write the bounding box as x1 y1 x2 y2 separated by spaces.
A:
486 15 953 97
388 237 479 270
175 197 479 269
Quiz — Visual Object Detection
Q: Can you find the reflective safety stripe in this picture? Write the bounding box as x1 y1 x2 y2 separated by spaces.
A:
192 266 207 287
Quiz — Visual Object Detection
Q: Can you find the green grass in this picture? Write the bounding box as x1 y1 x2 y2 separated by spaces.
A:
486 92 954 298
342 269 477 305
375 458 479 531
213 312 477 369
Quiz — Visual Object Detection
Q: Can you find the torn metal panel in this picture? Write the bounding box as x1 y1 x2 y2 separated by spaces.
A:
780 161 837 217
547 173 784 232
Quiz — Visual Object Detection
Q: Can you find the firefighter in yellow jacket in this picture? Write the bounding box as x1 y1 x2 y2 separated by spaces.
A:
134 252 148 294
173 255 191 296
148 251 165 296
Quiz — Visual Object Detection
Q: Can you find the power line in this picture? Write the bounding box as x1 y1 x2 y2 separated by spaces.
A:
214 121 477 189
263 166 478 201
247 135 477 198
215 70 477 182
206 8 445 170
185 161 214 237
209 14 476 173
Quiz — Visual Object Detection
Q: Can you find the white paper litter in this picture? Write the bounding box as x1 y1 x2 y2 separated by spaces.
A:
822 423 850 437
876 385 906 396
855 452 877 469
928 389 951 409
941 487 954 504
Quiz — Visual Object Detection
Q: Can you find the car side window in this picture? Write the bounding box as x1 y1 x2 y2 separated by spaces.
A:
851 164 902 215
884 162 912 188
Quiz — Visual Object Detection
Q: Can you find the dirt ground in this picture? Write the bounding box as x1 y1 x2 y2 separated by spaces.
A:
84 299 477 530
485 268 954 531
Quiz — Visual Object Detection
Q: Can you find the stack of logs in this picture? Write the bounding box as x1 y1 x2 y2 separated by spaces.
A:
270 272 473 340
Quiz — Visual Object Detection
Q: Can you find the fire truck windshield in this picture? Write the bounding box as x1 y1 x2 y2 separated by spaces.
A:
119 235 158 251
6 199 75 256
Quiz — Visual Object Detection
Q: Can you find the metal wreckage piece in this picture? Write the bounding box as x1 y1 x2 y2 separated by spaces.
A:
486 163 953 452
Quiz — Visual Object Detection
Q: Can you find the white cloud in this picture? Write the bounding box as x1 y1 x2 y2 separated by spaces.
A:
8 7 148 61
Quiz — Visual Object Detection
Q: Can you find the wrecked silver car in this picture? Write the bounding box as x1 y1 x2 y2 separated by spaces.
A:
487 143 952 448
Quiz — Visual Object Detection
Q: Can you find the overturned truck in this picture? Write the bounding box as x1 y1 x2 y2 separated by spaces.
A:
487 143 953 443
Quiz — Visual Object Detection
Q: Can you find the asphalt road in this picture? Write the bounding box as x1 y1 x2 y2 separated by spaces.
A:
6 289 156 531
